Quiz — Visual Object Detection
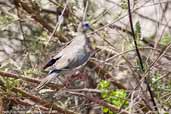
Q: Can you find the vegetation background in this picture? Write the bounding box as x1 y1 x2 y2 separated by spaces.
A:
0 0 171 114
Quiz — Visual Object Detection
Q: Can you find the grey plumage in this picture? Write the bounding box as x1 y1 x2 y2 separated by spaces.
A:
35 22 91 90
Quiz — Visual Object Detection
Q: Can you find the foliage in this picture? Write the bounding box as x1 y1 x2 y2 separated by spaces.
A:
0 0 171 113
152 72 171 108
98 80 128 113
4 78 19 90
160 33 171 45
135 21 141 40
0 15 14 27
135 21 143 46
120 0 128 9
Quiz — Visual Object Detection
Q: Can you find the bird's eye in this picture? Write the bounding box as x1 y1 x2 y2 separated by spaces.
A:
83 23 90 29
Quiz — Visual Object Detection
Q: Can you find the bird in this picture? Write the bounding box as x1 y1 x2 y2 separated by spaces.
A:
35 22 91 90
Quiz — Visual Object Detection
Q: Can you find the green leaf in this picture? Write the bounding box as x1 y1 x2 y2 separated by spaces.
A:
103 107 109 113
98 81 128 113
98 80 110 89
101 91 108 98
160 33 171 45
135 21 141 40
120 0 128 9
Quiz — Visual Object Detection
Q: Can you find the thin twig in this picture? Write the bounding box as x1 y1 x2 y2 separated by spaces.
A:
87 60 127 89
14 0 67 42
10 97 49 111
82 0 89 22
0 71 63 90
12 88 78 114
127 0 158 112
46 0 68 45
67 91 129 114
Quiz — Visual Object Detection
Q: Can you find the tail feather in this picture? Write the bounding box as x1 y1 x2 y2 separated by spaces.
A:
35 72 59 91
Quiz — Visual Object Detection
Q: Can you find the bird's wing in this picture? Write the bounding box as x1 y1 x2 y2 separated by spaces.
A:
43 41 73 70
43 55 62 69
55 45 89 70
54 51 76 70
43 33 87 70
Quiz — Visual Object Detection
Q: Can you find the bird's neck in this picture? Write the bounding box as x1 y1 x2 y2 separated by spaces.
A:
76 32 89 43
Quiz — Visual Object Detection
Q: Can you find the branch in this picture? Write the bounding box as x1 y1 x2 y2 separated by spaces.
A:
0 97 4 114
67 91 129 114
10 97 49 111
87 60 127 89
14 0 67 42
127 0 158 111
0 71 63 90
12 88 78 114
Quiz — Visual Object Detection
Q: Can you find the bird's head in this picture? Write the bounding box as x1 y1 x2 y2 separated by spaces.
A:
78 22 91 33
82 22 90 31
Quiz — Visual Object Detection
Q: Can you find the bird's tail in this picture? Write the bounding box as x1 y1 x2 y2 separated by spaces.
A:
35 70 60 91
